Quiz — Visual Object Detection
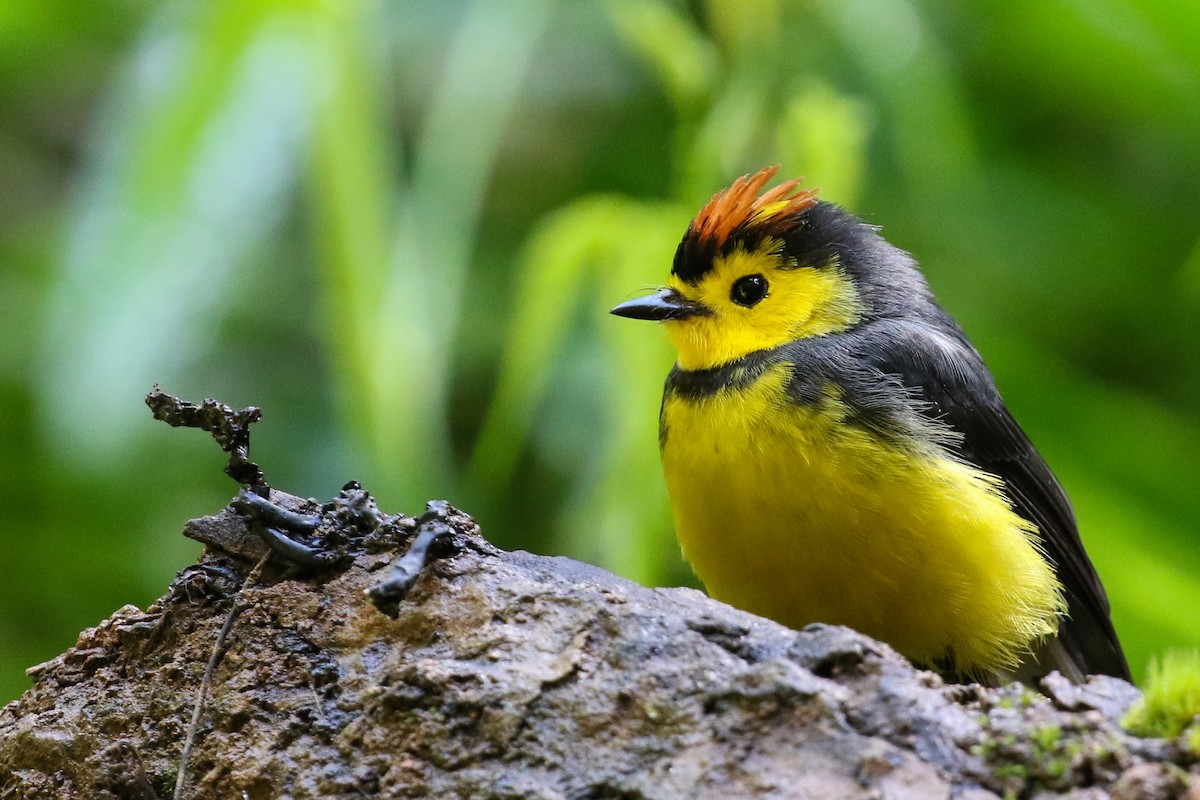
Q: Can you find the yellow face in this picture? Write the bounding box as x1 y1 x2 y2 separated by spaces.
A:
664 239 864 371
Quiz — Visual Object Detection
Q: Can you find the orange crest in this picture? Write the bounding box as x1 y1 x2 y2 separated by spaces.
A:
690 166 818 249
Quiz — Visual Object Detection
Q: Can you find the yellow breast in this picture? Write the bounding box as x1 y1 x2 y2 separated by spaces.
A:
660 363 1065 676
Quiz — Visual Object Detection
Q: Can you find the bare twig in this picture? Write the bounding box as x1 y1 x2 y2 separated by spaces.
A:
145 388 268 492
173 553 270 800
367 500 454 617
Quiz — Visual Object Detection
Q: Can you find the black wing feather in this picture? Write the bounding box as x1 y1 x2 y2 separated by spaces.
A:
849 316 1130 680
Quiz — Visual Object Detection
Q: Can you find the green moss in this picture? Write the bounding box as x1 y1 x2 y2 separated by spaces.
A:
993 763 1028 781
1123 650 1200 739
996 687 1040 712
973 720 1086 793
1031 724 1062 752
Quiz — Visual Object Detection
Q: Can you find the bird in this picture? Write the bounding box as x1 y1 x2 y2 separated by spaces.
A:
610 165 1129 684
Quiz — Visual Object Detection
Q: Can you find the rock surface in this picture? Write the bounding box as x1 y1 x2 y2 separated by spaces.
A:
0 493 1189 799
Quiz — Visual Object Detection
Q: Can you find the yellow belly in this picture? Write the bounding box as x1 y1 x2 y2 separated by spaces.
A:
660 363 1064 676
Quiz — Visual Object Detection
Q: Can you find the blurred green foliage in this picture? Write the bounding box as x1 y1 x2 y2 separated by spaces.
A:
1 0 1198 703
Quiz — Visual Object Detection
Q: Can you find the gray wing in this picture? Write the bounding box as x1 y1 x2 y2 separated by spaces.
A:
843 317 1130 681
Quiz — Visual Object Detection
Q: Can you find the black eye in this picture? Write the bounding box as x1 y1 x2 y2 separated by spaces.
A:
730 274 768 307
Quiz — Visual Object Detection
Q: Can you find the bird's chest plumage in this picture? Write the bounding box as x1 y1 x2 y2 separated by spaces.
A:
658 362 1064 675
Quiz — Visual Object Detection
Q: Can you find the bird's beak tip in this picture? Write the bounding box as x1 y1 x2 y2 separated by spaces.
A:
611 288 701 321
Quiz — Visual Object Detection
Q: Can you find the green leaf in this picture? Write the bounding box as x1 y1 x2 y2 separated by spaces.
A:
605 0 718 116
39 0 318 462
775 82 871 208
469 197 686 582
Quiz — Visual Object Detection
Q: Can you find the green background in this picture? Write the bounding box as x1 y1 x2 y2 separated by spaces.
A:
2 0 1198 703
